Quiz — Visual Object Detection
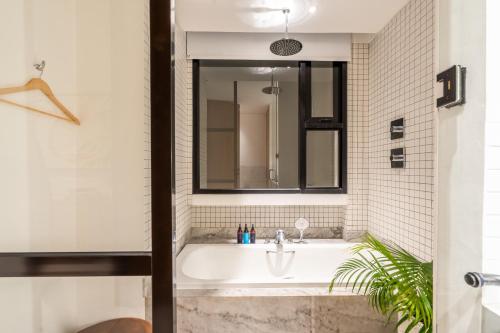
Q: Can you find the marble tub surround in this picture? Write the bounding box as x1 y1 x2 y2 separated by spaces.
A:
190 226 343 242
177 287 359 297
343 230 366 242
177 295 395 333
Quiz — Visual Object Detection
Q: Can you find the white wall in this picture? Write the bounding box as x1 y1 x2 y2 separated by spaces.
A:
0 0 148 331
482 0 500 320
436 0 486 331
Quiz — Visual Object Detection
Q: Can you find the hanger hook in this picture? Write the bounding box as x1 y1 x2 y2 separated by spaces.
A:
34 60 46 78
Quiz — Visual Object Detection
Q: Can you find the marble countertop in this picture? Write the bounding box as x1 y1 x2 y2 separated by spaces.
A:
189 227 345 242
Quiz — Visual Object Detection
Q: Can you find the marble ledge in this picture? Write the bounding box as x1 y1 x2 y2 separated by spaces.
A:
190 226 343 242
177 287 358 298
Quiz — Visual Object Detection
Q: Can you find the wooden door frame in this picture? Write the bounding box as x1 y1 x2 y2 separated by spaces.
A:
0 0 175 331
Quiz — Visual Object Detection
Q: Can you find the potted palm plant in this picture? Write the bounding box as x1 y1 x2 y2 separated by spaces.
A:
330 234 433 333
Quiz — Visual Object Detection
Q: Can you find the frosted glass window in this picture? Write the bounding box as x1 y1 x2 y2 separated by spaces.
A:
306 131 340 188
311 63 340 119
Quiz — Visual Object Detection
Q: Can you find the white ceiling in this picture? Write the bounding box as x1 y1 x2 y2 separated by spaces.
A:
177 0 409 33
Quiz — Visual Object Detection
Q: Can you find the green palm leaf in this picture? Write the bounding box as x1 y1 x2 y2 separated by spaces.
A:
330 233 433 332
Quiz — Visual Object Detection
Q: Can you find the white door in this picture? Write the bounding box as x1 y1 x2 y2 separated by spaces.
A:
436 0 500 332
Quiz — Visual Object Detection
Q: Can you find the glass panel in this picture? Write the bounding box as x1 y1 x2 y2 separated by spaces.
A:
311 63 339 119
0 0 150 252
0 277 149 332
306 131 340 188
199 64 299 189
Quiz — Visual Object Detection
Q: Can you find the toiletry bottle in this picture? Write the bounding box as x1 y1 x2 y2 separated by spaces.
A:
237 224 243 244
243 224 250 244
250 224 256 244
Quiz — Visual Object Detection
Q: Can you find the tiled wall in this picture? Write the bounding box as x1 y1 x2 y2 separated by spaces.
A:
144 23 193 253
368 0 435 261
344 44 369 237
175 7 435 258
175 26 193 250
189 44 370 235
192 206 345 230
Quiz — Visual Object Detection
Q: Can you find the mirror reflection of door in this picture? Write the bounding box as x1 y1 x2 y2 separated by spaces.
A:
238 82 269 188
199 64 313 190
206 99 238 189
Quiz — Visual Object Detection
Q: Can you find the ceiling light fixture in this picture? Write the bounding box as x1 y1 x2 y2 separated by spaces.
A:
309 6 317 14
269 9 303 57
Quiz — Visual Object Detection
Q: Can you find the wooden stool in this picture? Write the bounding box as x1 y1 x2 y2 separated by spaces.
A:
77 318 152 333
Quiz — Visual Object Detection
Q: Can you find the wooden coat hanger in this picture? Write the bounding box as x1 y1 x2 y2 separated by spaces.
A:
0 61 80 125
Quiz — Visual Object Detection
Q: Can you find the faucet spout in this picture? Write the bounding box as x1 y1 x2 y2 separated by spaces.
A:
274 229 286 244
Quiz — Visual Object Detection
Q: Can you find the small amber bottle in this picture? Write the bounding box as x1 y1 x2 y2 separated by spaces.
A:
250 224 256 244
237 224 243 244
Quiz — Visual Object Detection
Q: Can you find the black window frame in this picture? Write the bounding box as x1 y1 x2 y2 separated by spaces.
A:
193 59 347 194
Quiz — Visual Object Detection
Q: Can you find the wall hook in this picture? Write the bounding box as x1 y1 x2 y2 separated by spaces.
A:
34 60 46 78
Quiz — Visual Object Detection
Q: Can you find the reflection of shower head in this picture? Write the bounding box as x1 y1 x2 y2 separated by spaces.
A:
262 67 281 95
262 86 281 95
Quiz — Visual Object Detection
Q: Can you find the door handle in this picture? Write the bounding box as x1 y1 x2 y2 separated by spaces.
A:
464 272 500 288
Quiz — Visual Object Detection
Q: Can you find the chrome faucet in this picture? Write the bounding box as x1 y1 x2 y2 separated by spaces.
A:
274 229 286 244
266 229 295 254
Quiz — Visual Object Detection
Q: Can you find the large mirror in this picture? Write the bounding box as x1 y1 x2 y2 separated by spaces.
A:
197 62 299 190
194 60 347 193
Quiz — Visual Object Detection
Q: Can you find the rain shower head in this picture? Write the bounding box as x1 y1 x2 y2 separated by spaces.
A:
270 9 302 57
270 38 303 57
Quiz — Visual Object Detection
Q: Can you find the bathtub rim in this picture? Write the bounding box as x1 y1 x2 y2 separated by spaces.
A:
176 239 358 292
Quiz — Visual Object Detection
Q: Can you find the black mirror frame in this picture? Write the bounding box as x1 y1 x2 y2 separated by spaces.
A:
192 59 348 194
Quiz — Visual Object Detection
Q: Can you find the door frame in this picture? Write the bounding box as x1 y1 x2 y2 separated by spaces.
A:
0 0 176 332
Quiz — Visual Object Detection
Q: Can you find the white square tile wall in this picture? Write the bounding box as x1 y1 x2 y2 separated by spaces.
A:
190 203 347 235
368 0 435 261
145 17 193 253
175 26 193 251
344 44 369 235
145 23 194 252
192 206 345 229
167 0 436 259
190 44 370 234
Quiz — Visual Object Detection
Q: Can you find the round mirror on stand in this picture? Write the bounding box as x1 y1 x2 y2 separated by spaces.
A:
294 217 309 243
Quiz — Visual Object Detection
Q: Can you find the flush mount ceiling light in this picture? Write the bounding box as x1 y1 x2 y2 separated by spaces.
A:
270 9 303 56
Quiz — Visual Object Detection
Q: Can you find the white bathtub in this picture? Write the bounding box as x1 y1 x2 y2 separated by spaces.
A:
176 240 356 289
